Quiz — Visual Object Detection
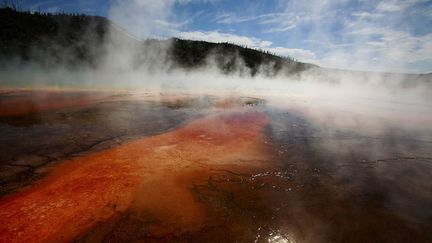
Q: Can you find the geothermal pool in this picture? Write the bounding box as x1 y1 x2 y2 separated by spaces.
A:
0 89 431 242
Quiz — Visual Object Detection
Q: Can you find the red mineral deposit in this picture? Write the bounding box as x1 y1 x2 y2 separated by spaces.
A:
0 111 269 242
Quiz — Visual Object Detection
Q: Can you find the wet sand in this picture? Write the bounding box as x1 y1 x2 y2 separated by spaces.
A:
0 89 431 242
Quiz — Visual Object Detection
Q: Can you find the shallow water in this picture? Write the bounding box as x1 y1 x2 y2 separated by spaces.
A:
0 89 431 242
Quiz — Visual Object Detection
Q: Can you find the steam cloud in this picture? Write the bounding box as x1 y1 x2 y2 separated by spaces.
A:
0 0 431 137
0 1 431 239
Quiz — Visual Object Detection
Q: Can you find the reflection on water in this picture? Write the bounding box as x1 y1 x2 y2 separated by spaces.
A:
0 90 431 242
267 233 297 243
262 94 432 242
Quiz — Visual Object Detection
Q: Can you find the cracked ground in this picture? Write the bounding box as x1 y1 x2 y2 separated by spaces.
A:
0 89 431 242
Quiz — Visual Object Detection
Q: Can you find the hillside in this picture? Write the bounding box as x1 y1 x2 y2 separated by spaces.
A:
0 7 109 67
0 7 315 76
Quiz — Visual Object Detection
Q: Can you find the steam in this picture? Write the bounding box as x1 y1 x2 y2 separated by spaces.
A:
0 2 431 240
0 1 431 131
0 3 431 157
108 0 178 38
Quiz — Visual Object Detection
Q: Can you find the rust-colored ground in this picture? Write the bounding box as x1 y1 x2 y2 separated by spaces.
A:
0 89 137 117
0 110 270 242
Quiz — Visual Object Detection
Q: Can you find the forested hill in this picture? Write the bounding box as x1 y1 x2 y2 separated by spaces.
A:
0 7 316 76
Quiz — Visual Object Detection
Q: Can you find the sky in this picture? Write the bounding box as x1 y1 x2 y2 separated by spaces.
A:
15 0 432 73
